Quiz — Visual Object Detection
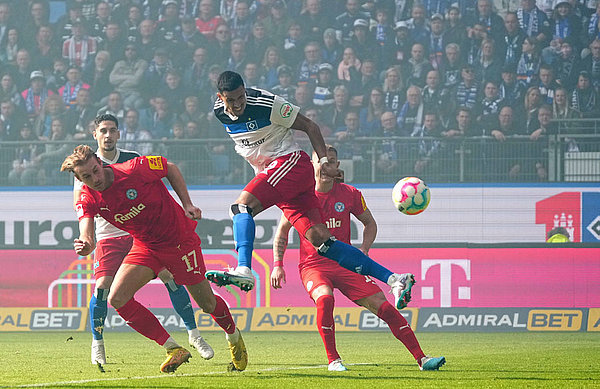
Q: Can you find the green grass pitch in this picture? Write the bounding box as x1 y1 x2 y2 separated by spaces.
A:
0 331 598 388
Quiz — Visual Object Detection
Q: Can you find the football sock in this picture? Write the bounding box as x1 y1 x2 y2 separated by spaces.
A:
316 295 340 363
163 337 181 350
318 238 393 283
116 298 170 346
210 295 236 334
232 211 255 269
377 301 425 361
89 288 109 341
164 280 196 331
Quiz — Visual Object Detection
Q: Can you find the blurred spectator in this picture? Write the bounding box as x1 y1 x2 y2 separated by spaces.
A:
110 43 148 109
335 0 370 43
500 12 526 67
0 3 15 50
516 0 551 45
56 2 86 42
299 0 329 42
196 0 223 39
304 106 332 137
139 94 176 139
242 62 261 88
349 18 375 60
62 18 97 69
359 86 385 136
263 0 292 41
32 117 73 185
260 46 283 89
444 6 467 47
382 66 405 115
123 5 143 40
517 86 542 134
467 0 505 43
291 83 312 108
179 15 208 62
97 91 126 123
376 111 404 175
179 96 206 132
498 63 525 108
183 46 209 93
407 42 433 87
157 0 183 52
8 122 41 186
120 108 154 155
444 106 474 137
439 42 463 89
271 65 296 101
391 21 413 65
0 28 20 66
112 0 138 24
22 71 54 120
12 49 34 92
553 86 582 151
161 69 192 113
225 38 247 72
412 112 445 178
135 19 163 61
347 57 377 106
230 0 255 41
337 46 361 82
526 104 552 180
34 94 67 140
474 81 506 128
46 57 68 92
464 22 487 65
323 84 350 130
97 22 126 64
427 13 446 70
398 85 425 135
245 21 271 64
581 38 600 91
485 106 523 180
280 22 304 65
408 4 429 46
554 38 582 91
25 1 50 34
586 3 600 44
450 63 480 111
82 50 112 103
59 67 90 108
321 28 342 66
90 1 113 39
372 4 395 65
546 1 580 62
31 25 59 73
144 46 173 92
0 99 24 140
0 73 24 111
474 38 502 84
537 64 558 104
298 41 322 85
422 69 451 124
65 88 96 140
570 71 599 117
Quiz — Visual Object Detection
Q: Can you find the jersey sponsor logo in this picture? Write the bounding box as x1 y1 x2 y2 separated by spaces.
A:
75 204 83 218
114 203 146 224
126 189 138 200
334 202 345 212
325 217 341 229
147 156 163 170
240 137 266 147
360 195 367 211
280 103 293 118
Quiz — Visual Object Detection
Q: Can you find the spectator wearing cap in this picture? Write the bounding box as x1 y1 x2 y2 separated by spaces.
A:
427 13 447 70
321 28 343 67
109 44 148 109
372 5 394 53
467 0 505 44
297 41 322 85
517 0 551 45
21 71 54 119
313 63 336 108
350 19 376 61
157 0 183 50
335 0 370 43
499 12 527 67
298 0 329 42
195 0 223 40
391 21 413 65
272 65 296 101
263 0 292 43
56 1 86 42
499 63 526 108
62 18 97 69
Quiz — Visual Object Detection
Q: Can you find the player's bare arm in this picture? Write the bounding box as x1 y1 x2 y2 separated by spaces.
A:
291 113 340 178
73 189 82 210
74 217 95 256
271 214 293 289
166 161 202 220
356 208 377 255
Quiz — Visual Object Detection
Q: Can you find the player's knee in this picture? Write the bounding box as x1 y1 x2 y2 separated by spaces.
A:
197 294 216 314
95 276 113 290
229 204 253 219
107 292 128 309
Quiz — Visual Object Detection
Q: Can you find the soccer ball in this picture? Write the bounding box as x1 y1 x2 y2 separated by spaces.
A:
391 177 431 215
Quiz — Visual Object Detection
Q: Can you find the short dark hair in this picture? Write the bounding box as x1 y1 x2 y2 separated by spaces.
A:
94 113 118 128
217 71 244 93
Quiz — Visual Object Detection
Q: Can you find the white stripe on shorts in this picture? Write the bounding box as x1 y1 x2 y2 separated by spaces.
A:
267 151 301 187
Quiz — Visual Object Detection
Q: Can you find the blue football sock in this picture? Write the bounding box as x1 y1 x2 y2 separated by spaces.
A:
89 288 109 340
165 280 196 331
318 239 393 283
232 211 255 268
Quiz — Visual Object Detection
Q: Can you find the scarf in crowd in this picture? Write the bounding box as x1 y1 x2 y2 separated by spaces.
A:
518 8 539 36
24 88 48 115
481 97 503 115
398 102 424 134
411 124 441 158
588 13 599 39
62 82 82 106
66 37 89 68
517 53 538 85
571 89 597 112
554 18 569 40
592 58 600 87
499 82 521 105
504 34 520 64
423 0 449 15
180 0 200 18
456 82 479 108
375 24 386 43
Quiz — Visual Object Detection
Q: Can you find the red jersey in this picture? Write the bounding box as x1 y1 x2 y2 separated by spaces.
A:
76 156 197 248
298 182 367 269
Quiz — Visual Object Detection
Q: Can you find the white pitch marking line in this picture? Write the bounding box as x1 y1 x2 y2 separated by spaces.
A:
7 363 376 388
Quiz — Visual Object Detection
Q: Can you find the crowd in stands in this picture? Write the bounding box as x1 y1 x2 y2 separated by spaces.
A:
0 0 599 185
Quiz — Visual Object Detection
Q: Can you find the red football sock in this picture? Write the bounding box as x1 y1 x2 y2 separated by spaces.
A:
210 295 236 334
116 298 170 346
377 301 426 362
315 294 340 363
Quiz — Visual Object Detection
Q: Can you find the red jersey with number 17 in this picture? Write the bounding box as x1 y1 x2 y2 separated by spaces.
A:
76 156 197 248
298 182 367 270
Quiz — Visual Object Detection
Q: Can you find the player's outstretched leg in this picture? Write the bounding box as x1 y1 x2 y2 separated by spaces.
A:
206 204 255 291
317 237 415 308
163 278 214 359
89 288 109 365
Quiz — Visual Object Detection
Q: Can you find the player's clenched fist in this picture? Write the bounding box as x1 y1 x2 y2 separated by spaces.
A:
74 238 93 256
183 204 202 220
